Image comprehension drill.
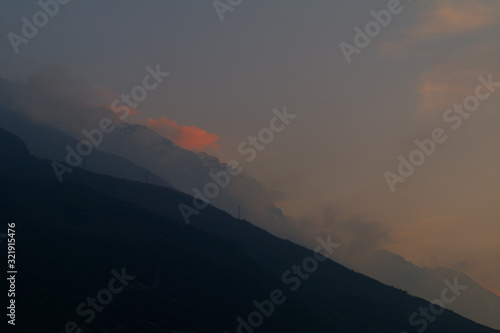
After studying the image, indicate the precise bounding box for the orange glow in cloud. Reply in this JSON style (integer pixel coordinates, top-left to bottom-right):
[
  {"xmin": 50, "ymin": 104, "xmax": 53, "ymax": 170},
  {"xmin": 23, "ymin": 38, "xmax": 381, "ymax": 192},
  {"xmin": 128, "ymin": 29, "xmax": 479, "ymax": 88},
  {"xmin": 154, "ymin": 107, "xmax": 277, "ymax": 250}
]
[{"xmin": 145, "ymin": 117, "xmax": 220, "ymax": 151}]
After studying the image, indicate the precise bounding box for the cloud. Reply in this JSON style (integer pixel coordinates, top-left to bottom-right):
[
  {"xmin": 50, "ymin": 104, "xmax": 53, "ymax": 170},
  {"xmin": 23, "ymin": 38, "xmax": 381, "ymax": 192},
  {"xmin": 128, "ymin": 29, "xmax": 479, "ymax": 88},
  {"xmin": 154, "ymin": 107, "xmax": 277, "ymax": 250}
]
[
  {"xmin": 284, "ymin": 204, "xmax": 394, "ymax": 264},
  {"xmin": 378, "ymin": 0, "xmax": 500, "ymax": 58},
  {"xmin": 145, "ymin": 117, "xmax": 220, "ymax": 151},
  {"xmin": 339, "ymin": 217, "xmax": 393, "ymax": 258},
  {"xmin": 377, "ymin": 39, "xmax": 428, "ymax": 59},
  {"xmin": 410, "ymin": 0, "xmax": 500, "ymax": 39},
  {"xmin": 415, "ymin": 40, "xmax": 497, "ymax": 114},
  {"xmin": 416, "ymin": 63, "xmax": 478, "ymax": 114},
  {"xmin": 2, "ymin": 65, "xmax": 118, "ymax": 136},
  {"xmin": 91, "ymin": 84, "xmax": 140, "ymax": 117},
  {"xmin": 1, "ymin": 65, "xmax": 152, "ymax": 140}
]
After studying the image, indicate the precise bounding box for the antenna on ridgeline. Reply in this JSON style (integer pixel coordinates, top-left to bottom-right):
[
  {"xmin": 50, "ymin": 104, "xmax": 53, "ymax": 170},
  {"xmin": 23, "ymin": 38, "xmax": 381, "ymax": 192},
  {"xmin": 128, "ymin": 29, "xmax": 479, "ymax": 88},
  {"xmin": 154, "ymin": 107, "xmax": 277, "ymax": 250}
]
[{"xmin": 237, "ymin": 205, "xmax": 241, "ymax": 220}]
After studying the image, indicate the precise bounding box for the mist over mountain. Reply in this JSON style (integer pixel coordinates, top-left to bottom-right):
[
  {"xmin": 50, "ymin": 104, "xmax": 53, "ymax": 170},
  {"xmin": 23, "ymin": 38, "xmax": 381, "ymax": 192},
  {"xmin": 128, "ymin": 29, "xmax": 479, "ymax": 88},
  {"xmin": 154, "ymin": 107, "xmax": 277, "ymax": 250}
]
[
  {"xmin": 1, "ymin": 1, "xmax": 498, "ymax": 331},
  {"xmin": 1, "ymin": 70, "xmax": 499, "ymax": 330},
  {"xmin": 0, "ymin": 127, "xmax": 498, "ymax": 332},
  {"xmin": 0, "ymin": 68, "xmax": 393, "ymax": 252}
]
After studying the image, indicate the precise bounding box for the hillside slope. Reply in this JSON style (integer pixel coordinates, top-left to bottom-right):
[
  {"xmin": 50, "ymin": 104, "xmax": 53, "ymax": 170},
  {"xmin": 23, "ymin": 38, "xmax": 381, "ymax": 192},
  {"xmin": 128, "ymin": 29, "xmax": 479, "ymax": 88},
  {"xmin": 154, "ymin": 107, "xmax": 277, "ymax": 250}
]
[{"xmin": 0, "ymin": 127, "xmax": 497, "ymax": 333}]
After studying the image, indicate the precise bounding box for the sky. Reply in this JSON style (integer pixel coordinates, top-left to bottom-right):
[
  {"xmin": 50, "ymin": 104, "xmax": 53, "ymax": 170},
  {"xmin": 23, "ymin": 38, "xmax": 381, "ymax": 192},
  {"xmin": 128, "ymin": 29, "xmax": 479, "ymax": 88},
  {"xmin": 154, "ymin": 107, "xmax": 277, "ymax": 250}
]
[{"xmin": 0, "ymin": 0, "xmax": 499, "ymax": 293}]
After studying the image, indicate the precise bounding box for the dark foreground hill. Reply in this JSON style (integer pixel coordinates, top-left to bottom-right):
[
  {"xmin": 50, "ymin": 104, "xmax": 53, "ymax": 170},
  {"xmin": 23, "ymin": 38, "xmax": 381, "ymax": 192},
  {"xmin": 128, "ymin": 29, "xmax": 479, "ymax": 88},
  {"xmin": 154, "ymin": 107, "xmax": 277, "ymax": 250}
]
[{"xmin": 0, "ymin": 127, "xmax": 498, "ymax": 333}]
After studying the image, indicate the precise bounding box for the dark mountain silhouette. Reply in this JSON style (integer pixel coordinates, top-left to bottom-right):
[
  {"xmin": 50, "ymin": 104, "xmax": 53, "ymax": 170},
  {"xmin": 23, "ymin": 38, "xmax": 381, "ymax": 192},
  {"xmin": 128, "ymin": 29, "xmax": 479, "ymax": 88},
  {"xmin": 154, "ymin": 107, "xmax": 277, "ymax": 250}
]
[
  {"xmin": 0, "ymin": 75, "xmax": 295, "ymax": 242},
  {"xmin": 0, "ymin": 127, "xmax": 498, "ymax": 332},
  {"xmin": 2, "ymin": 96, "xmax": 499, "ymax": 330},
  {"xmin": 0, "ymin": 108, "xmax": 174, "ymax": 189},
  {"xmin": 0, "ymin": 128, "xmax": 334, "ymax": 332}
]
